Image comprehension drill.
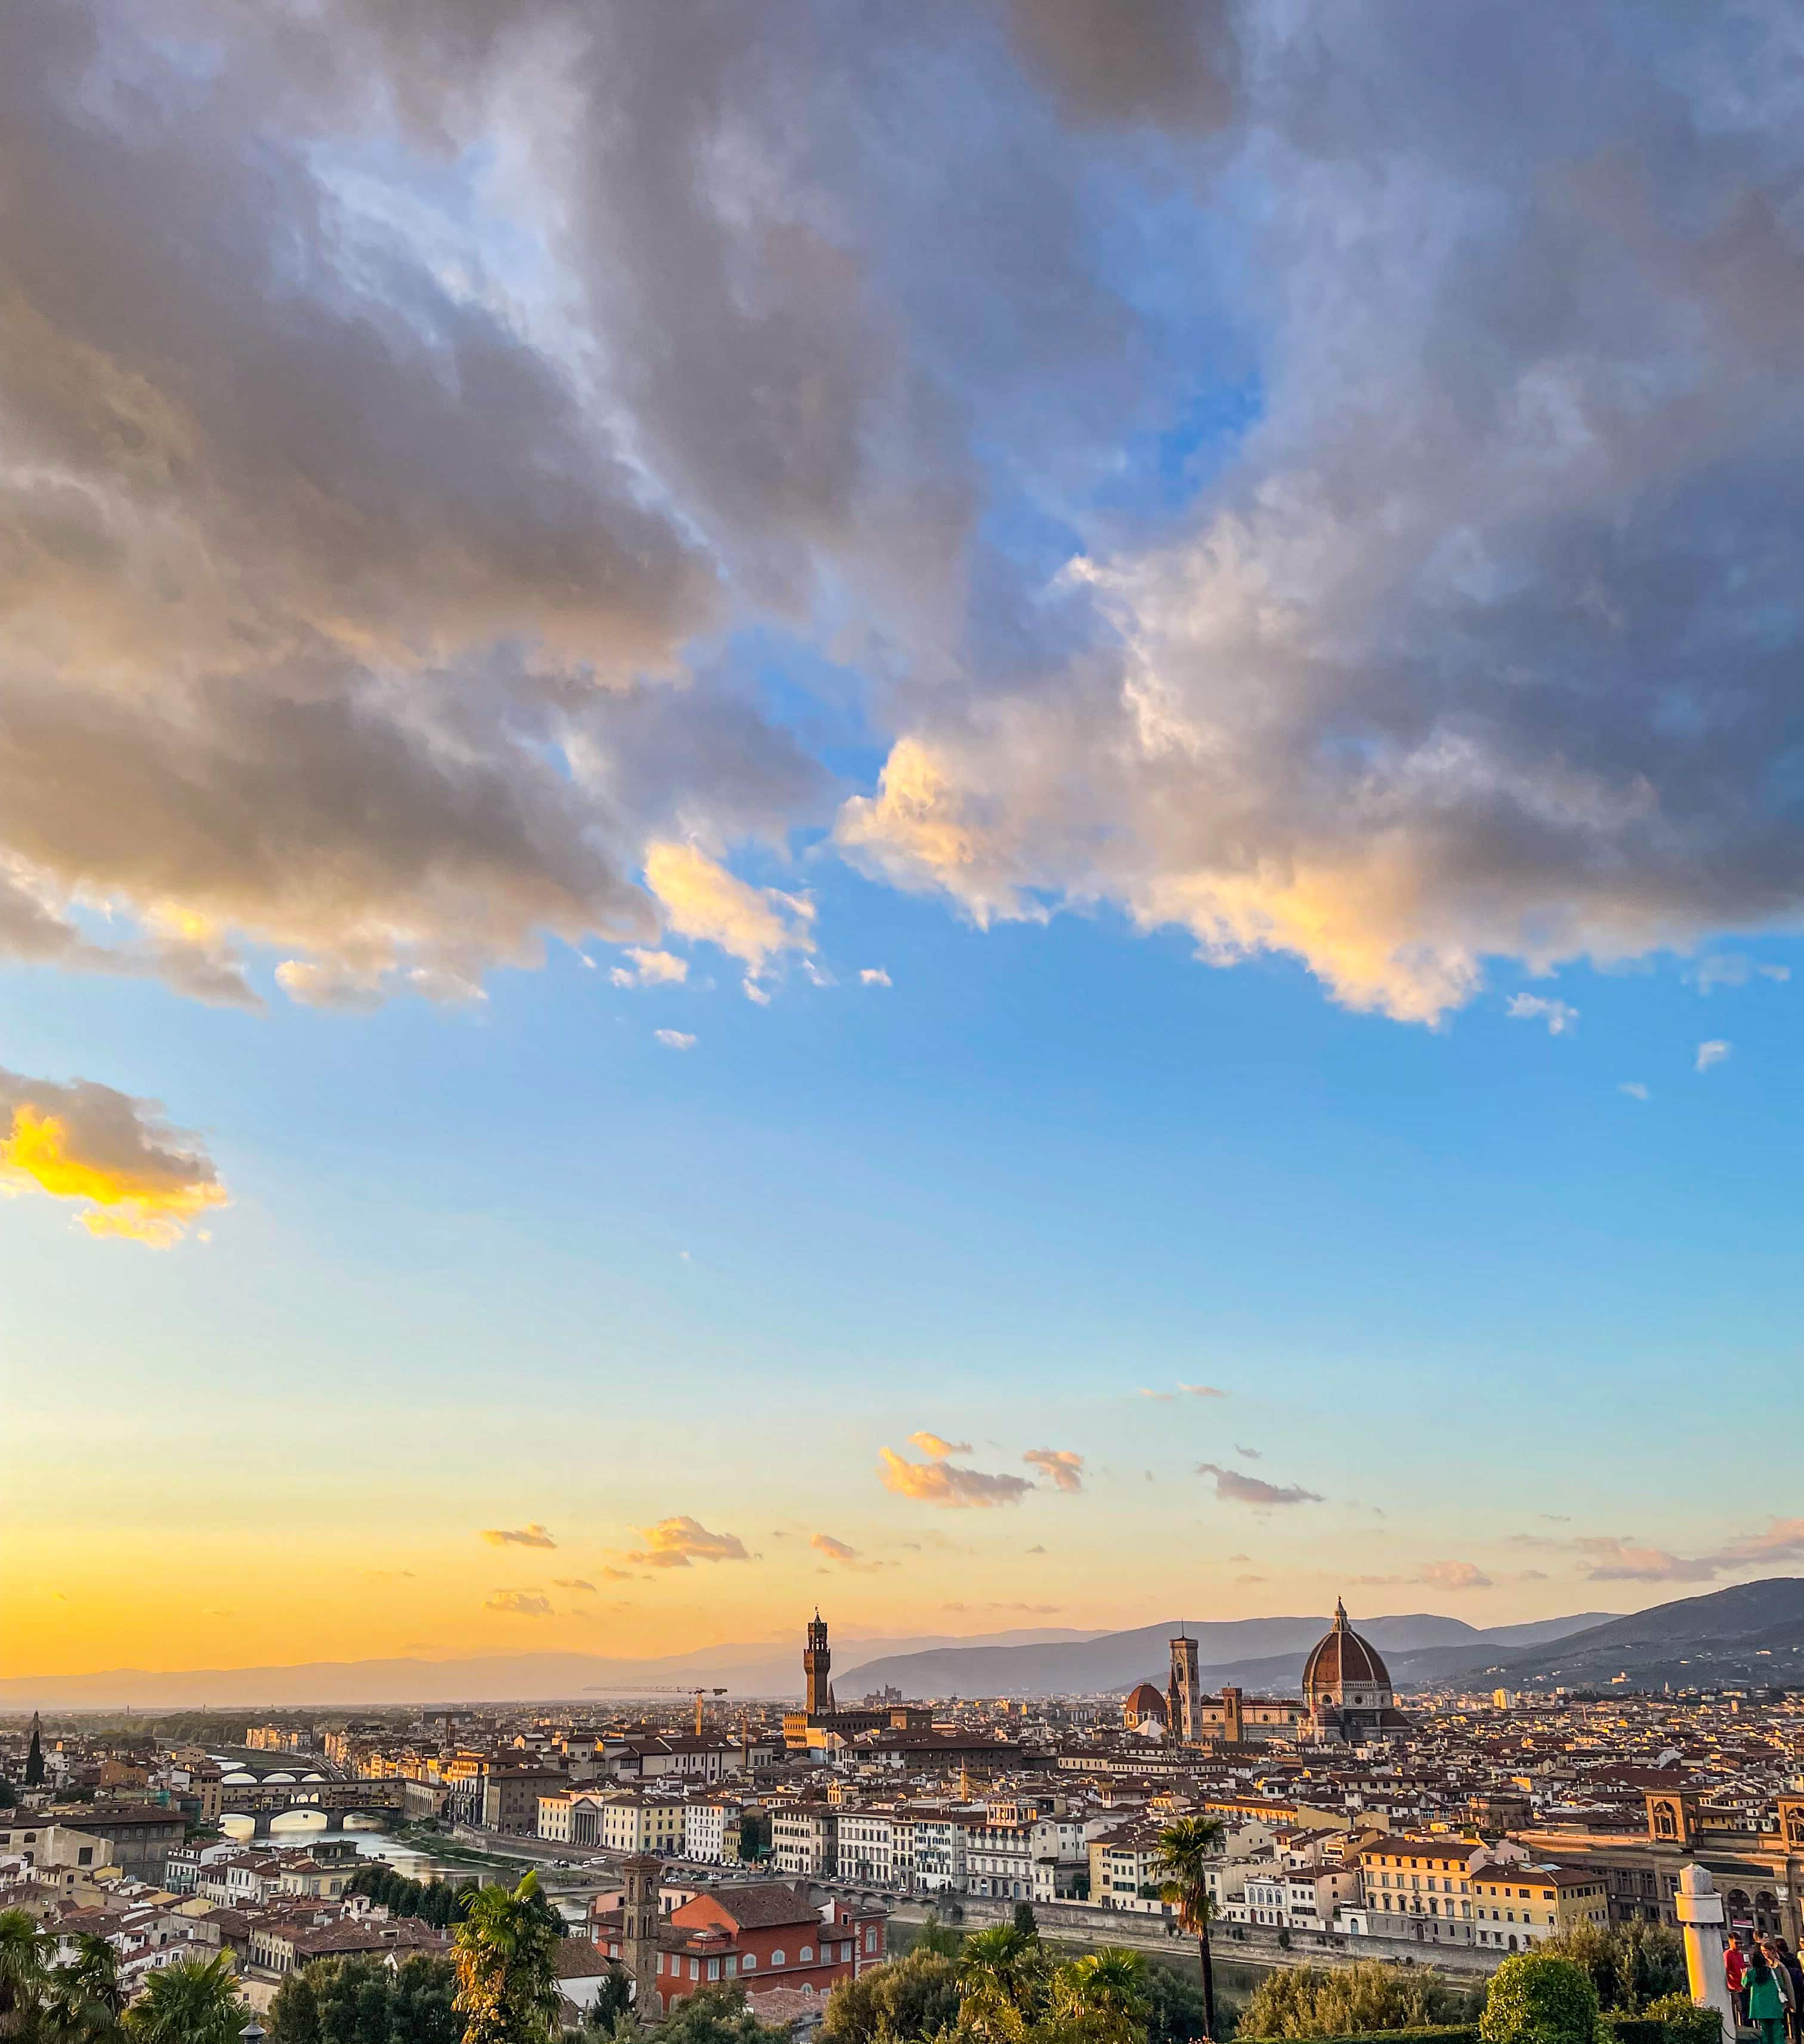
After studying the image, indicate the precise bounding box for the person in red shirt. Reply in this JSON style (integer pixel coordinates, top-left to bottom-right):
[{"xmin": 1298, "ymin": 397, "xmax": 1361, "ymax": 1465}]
[{"xmin": 1728, "ymin": 1934, "xmax": 1750, "ymax": 2028}]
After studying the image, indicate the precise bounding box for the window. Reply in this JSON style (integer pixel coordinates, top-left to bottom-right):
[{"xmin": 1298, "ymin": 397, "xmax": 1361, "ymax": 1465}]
[
  {"xmin": 742, "ymin": 1956, "xmax": 756, "ymax": 1972},
  {"xmin": 772, "ymin": 1952, "xmax": 785, "ymax": 1968},
  {"xmin": 708, "ymin": 1960, "xmax": 720, "ymax": 1981},
  {"xmin": 801, "ymin": 1947, "xmax": 814, "ymax": 1963}
]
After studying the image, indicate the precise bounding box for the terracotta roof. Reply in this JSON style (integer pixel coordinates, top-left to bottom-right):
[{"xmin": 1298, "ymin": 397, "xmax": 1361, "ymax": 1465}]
[
  {"xmin": 681, "ymin": 1884, "xmax": 822, "ymax": 1931},
  {"xmin": 1303, "ymin": 1604, "xmax": 1392, "ymax": 1698}
]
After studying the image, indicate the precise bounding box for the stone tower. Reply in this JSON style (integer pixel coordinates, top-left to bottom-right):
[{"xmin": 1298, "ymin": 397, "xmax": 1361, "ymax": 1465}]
[
  {"xmin": 1167, "ymin": 1630, "xmax": 1201, "ymax": 1743},
  {"xmin": 621, "ymin": 1853, "xmax": 663, "ymax": 2016},
  {"xmin": 804, "ymin": 1610, "xmax": 832, "ymax": 1715}
]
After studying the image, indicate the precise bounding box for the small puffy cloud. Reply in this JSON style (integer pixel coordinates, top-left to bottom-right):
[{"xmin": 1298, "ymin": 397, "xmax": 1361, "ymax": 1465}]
[
  {"xmin": 1179, "ymin": 1383, "xmax": 1227, "ymax": 1399},
  {"xmin": 1026, "ymin": 1544, "xmax": 1047, "ymax": 1554},
  {"xmin": 1507, "ymin": 993, "xmax": 1578, "ymax": 1035},
  {"xmin": 1620, "ymin": 1081, "xmax": 1650, "ymax": 1101},
  {"xmin": 909, "ymin": 1431, "xmax": 972, "ymax": 1459},
  {"xmin": 481, "ymin": 1523, "xmax": 556, "ymax": 1549},
  {"xmin": 554, "ymin": 1578, "xmax": 597, "ymax": 1592},
  {"xmin": 1696, "ymin": 1039, "xmax": 1732, "ymax": 1072},
  {"xmin": 1235, "ymin": 1445, "xmax": 1262, "ymax": 1459},
  {"xmin": 656, "ymin": 1029, "xmax": 696, "ymax": 1049},
  {"xmin": 0, "ymin": 1066, "xmax": 227, "ymax": 1247},
  {"xmin": 598, "ymin": 1566, "xmax": 637, "ymax": 1583},
  {"xmin": 1416, "ymin": 1560, "xmax": 1492, "ymax": 1591},
  {"xmin": 643, "ymin": 842, "xmax": 814, "ymax": 977},
  {"xmin": 811, "ymin": 1532, "xmax": 882, "ymax": 1572},
  {"xmin": 743, "ymin": 977, "xmax": 772, "ymax": 1005},
  {"xmin": 485, "ymin": 1591, "xmax": 553, "ymax": 1617},
  {"xmin": 860, "ymin": 967, "xmax": 892, "ymax": 987},
  {"xmin": 1023, "ymin": 1447, "xmax": 1085, "ymax": 1493},
  {"xmin": 626, "ymin": 1515, "xmax": 750, "ymax": 1568},
  {"xmin": 1197, "ymin": 1462, "xmax": 1323, "ymax": 1507},
  {"xmin": 879, "ymin": 1446, "xmax": 1033, "ymax": 1508},
  {"xmin": 611, "ymin": 947, "xmax": 688, "ymax": 988},
  {"xmin": 1136, "ymin": 1387, "xmax": 1175, "ymax": 1402}
]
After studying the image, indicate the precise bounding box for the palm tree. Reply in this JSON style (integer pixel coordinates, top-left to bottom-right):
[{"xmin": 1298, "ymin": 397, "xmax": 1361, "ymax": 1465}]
[
  {"xmin": 0, "ymin": 1911, "xmax": 48, "ymax": 2042},
  {"xmin": 957, "ymin": 1924, "xmax": 1046, "ymax": 2044},
  {"xmin": 45, "ymin": 1937, "xmax": 125, "ymax": 2044},
  {"xmin": 452, "ymin": 1872, "xmax": 563, "ymax": 2044},
  {"xmin": 1156, "ymin": 1814, "xmax": 1227, "ymax": 2044},
  {"xmin": 121, "ymin": 1955, "xmax": 245, "ymax": 2044},
  {"xmin": 1053, "ymin": 1949, "xmax": 1149, "ymax": 2044}
]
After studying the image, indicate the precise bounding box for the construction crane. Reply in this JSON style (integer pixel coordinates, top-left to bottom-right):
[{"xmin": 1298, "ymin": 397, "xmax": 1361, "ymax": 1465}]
[{"xmin": 592, "ymin": 1683, "xmax": 729, "ymax": 1736}]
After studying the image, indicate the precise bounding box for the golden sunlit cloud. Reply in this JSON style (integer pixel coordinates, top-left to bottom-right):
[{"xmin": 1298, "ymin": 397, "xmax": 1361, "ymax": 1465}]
[
  {"xmin": 643, "ymin": 842, "xmax": 814, "ymax": 984},
  {"xmin": 879, "ymin": 1446, "xmax": 1032, "ymax": 1508},
  {"xmin": 480, "ymin": 1523, "xmax": 557, "ymax": 1548},
  {"xmin": 0, "ymin": 1067, "xmax": 227, "ymax": 1247},
  {"xmin": 611, "ymin": 947, "xmax": 688, "ymax": 988},
  {"xmin": 484, "ymin": 1590, "xmax": 552, "ymax": 1616},
  {"xmin": 908, "ymin": 1431, "xmax": 972, "ymax": 1459},
  {"xmin": 1023, "ymin": 1447, "xmax": 1084, "ymax": 1493},
  {"xmin": 554, "ymin": 1578, "xmax": 597, "ymax": 1592},
  {"xmin": 626, "ymin": 1515, "xmax": 750, "ymax": 1568}
]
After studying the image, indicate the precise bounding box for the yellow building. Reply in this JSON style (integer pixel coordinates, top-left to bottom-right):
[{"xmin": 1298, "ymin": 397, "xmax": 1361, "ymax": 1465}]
[
  {"xmin": 1360, "ymin": 1836, "xmax": 1482, "ymax": 1944},
  {"xmin": 1471, "ymin": 1863, "xmax": 1609, "ymax": 1950}
]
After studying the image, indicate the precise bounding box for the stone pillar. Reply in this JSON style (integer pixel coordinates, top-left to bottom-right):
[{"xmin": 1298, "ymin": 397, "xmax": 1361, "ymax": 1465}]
[{"xmin": 1676, "ymin": 1863, "xmax": 1734, "ymax": 2044}]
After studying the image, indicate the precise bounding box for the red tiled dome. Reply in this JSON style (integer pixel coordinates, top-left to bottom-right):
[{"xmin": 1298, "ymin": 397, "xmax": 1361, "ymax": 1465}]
[
  {"xmin": 1125, "ymin": 1682, "xmax": 1168, "ymax": 1722},
  {"xmin": 1303, "ymin": 1601, "xmax": 1391, "ymax": 1699}
]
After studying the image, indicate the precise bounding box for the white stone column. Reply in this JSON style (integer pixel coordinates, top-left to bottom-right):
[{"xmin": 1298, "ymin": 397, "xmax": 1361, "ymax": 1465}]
[{"xmin": 1676, "ymin": 1863, "xmax": 1735, "ymax": 2043}]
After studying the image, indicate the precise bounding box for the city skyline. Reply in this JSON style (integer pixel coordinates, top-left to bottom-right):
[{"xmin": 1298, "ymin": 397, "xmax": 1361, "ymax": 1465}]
[{"xmin": 9, "ymin": 0, "xmax": 1804, "ymax": 1681}]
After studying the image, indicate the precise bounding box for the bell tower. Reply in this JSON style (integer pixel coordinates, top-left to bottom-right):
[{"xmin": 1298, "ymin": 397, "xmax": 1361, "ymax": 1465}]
[
  {"xmin": 804, "ymin": 1610, "xmax": 832, "ymax": 1716},
  {"xmin": 1169, "ymin": 1629, "xmax": 1201, "ymax": 1743},
  {"xmin": 622, "ymin": 1853, "xmax": 663, "ymax": 2015}
]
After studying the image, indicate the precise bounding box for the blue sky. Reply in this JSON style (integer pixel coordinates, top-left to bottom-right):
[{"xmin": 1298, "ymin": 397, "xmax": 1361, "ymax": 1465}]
[{"xmin": 6, "ymin": 0, "xmax": 1804, "ymax": 1675}]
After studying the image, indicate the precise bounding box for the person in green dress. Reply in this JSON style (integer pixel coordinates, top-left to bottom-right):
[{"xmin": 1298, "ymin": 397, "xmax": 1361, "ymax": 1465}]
[{"xmin": 1748, "ymin": 1948, "xmax": 1787, "ymax": 2044}]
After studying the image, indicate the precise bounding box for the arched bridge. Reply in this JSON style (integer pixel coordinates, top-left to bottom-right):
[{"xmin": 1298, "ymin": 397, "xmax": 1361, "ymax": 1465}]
[{"xmin": 220, "ymin": 1779, "xmax": 407, "ymax": 1836}]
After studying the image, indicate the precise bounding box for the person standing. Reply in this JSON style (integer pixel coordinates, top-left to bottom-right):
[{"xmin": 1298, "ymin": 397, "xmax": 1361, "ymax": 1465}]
[
  {"xmin": 1747, "ymin": 1946, "xmax": 1786, "ymax": 2044},
  {"xmin": 1729, "ymin": 1935, "xmax": 1750, "ymax": 2030},
  {"xmin": 1764, "ymin": 1938, "xmax": 1802, "ymax": 2043}
]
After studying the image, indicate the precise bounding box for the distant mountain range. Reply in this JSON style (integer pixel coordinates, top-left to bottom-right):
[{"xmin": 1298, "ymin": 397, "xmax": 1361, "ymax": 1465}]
[
  {"xmin": 842, "ymin": 1581, "xmax": 1804, "ymax": 1699},
  {"xmin": 0, "ymin": 1627, "xmax": 1101, "ymax": 1711},
  {"xmin": 838, "ymin": 1610, "xmax": 1615, "ymax": 1699}
]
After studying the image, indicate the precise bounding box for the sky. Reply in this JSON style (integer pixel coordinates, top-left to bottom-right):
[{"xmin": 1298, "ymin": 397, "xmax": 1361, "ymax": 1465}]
[{"xmin": 5, "ymin": 0, "xmax": 1804, "ymax": 1684}]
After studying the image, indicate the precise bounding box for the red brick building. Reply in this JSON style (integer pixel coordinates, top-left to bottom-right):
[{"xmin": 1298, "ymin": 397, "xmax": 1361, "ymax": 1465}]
[{"xmin": 594, "ymin": 1881, "xmax": 884, "ymax": 2012}]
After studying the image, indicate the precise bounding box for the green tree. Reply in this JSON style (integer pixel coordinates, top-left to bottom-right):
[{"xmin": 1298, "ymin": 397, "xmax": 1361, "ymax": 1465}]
[
  {"xmin": 572, "ymin": 1967, "xmax": 632, "ymax": 2040},
  {"xmin": 821, "ymin": 1947, "xmax": 962, "ymax": 2044},
  {"xmin": 452, "ymin": 1872, "xmax": 563, "ymax": 2044},
  {"xmin": 0, "ymin": 1912, "xmax": 50, "ymax": 2043},
  {"xmin": 23, "ymin": 1724, "xmax": 44, "ymax": 1793},
  {"xmin": 1480, "ymin": 1953, "xmax": 1598, "ymax": 2044},
  {"xmin": 1542, "ymin": 1923, "xmax": 1687, "ymax": 2015},
  {"xmin": 0, "ymin": 1782, "xmax": 16, "ymax": 1812},
  {"xmin": 736, "ymin": 1814, "xmax": 771, "ymax": 1864},
  {"xmin": 44, "ymin": 1936, "xmax": 125, "ymax": 2044},
  {"xmin": 121, "ymin": 1955, "xmax": 246, "ymax": 2044},
  {"xmin": 1642, "ymin": 1994, "xmax": 1722, "ymax": 2044},
  {"xmin": 1012, "ymin": 1906, "xmax": 1039, "ymax": 1941},
  {"xmin": 653, "ymin": 1987, "xmax": 788, "ymax": 2044},
  {"xmin": 1144, "ymin": 1962, "xmax": 1210, "ymax": 2044},
  {"xmin": 1154, "ymin": 1815, "xmax": 1227, "ymax": 2044}
]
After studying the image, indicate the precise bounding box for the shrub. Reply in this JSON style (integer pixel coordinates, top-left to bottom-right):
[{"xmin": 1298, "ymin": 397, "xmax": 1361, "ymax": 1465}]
[
  {"xmin": 1644, "ymin": 1995, "xmax": 1723, "ymax": 2044},
  {"xmin": 1238, "ymin": 1962, "xmax": 1466, "ymax": 2039},
  {"xmin": 1481, "ymin": 1954, "xmax": 1598, "ymax": 2044}
]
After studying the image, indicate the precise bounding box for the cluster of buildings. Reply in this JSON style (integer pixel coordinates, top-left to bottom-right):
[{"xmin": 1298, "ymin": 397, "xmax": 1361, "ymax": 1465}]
[{"xmin": 13, "ymin": 1597, "xmax": 1804, "ymax": 2013}]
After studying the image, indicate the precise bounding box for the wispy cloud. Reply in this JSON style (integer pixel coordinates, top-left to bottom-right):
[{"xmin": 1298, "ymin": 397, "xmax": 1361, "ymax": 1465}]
[
  {"xmin": 655, "ymin": 1028, "xmax": 696, "ymax": 1049},
  {"xmin": 1619, "ymin": 1081, "xmax": 1649, "ymax": 1101},
  {"xmin": 1417, "ymin": 1560, "xmax": 1492, "ymax": 1590},
  {"xmin": 1234, "ymin": 1444, "xmax": 1262, "ymax": 1459},
  {"xmin": 1507, "ymin": 993, "xmax": 1578, "ymax": 1035},
  {"xmin": 860, "ymin": 967, "xmax": 892, "ymax": 986},
  {"xmin": 879, "ymin": 1446, "xmax": 1033, "ymax": 1508},
  {"xmin": 481, "ymin": 1523, "xmax": 556, "ymax": 1549},
  {"xmin": 485, "ymin": 1590, "xmax": 553, "ymax": 1616},
  {"xmin": 1696, "ymin": 1039, "xmax": 1731, "ymax": 1072},
  {"xmin": 644, "ymin": 841, "xmax": 814, "ymax": 985},
  {"xmin": 1690, "ymin": 954, "xmax": 1791, "ymax": 994},
  {"xmin": 1023, "ymin": 1447, "xmax": 1084, "ymax": 1493},
  {"xmin": 1197, "ymin": 1462, "xmax": 1322, "ymax": 1507},
  {"xmin": 553, "ymin": 1578, "xmax": 596, "ymax": 1592},
  {"xmin": 625, "ymin": 1515, "xmax": 750, "ymax": 1567},
  {"xmin": 1179, "ymin": 1383, "xmax": 1227, "ymax": 1399},
  {"xmin": 1574, "ymin": 1519, "xmax": 1804, "ymax": 1582}
]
